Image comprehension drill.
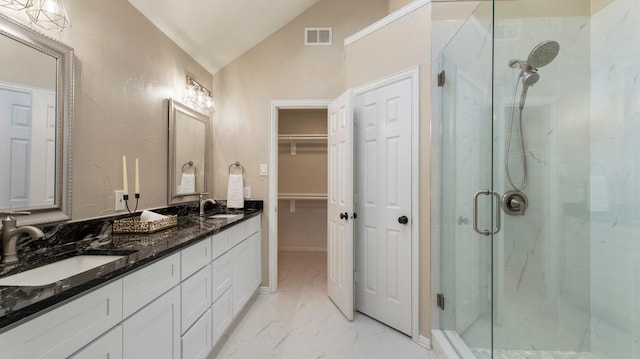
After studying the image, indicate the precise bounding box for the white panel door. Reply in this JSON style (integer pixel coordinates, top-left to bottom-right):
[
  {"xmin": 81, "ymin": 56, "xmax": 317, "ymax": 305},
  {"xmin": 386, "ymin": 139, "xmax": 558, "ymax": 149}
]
[
  {"xmin": 354, "ymin": 77, "xmax": 413, "ymax": 335},
  {"xmin": 327, "ymin": 90, "xmax": 355, "ymax": 321},
  {"xmin": 30, "ymin": 89, "xmax": 55, "ymax": 205},
  {"xmin": 0, "ymin": 87, "xmax": 32, "ymax": 209}
]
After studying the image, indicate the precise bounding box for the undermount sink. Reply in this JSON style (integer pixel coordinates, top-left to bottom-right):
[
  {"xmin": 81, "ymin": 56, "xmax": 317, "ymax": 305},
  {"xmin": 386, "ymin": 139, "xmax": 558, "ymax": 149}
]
[
  {"xmin": 209, "ymin": 214, "xmax": 242, "ymax": 219},
  {"xmin": 0, "ymin": 255, "xmax": 124, "ymax": 287}
]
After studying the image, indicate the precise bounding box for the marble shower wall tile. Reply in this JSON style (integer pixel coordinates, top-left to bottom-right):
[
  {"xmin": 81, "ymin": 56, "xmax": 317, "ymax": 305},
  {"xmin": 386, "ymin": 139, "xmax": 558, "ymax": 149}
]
[{"xmin": 591, "ymin": 0, "xmax": 640, "ymax": 358}]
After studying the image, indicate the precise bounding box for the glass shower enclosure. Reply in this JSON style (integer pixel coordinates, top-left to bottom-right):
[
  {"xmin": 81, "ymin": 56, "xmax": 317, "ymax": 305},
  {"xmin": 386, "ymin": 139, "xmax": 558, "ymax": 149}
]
[{"xmin": 437, "ymin": 0, "xmax": 640, "ymax": 358}]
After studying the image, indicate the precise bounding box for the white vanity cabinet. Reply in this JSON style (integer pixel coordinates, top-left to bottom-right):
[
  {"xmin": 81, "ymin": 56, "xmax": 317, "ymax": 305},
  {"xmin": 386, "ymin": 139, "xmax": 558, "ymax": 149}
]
[
  {"xmin": 0, "ymin": 279, "xmax": 123, "ymax": 359},
  {"xmin": 70, "ymin": 325, "xmax": 123, "ymax": 359},
  {"xmin": 181, "ymin": 308, "xmax": 213, "ymax": 359},
  {"xmin": 0, "ymin": 214, "xmax": 262, "ymax": 359},
  {"xmin": 122, "ymin": 253, "xmax": 181, "ymax": 318},
  {"xmin": 123, "ymin": 285, "xmax": 181, "ymax": 359},
  {"xmin": 232, "ymin": 231, "xmax": 261, "ymax": 316}
]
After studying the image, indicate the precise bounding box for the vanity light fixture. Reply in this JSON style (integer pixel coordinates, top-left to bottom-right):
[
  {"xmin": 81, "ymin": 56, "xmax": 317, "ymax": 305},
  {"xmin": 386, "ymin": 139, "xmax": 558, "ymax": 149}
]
[
  {"xmin": 26, "ymin": 0, "xmax": 70, "ymax": 31},
  {"xmin": 0, "ymin": 0, "xmax": 33, "ymax": 10},
  {"xmin": 183, "ymin": 76, "xmax": 215, "ymax": 115}
]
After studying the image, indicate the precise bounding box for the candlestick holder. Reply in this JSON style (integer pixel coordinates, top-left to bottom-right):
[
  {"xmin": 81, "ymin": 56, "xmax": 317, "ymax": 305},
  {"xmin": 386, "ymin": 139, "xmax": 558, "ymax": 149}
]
[{"xmin": 124, "ymin": 193, "xmax": 140, "ymax": 214}]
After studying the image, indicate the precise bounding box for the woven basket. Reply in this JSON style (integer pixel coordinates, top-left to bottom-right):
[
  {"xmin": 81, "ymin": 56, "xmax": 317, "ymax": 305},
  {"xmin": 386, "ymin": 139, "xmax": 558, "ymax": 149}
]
[{"xmin": 113, "ymin": 215, "xmax": 177, "ymax": 234}]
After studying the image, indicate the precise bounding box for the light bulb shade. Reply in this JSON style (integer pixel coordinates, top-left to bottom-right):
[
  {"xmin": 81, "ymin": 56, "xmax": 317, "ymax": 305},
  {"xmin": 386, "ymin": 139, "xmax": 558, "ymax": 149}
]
[
  {"xmin": 182, "ymin": 77, "xmax": 214, "ymax": 114},
  {"xmin": 0, "ymin": 0, "xmax": 33, "ymax": 10},
  {"xmin": 26, "ymin": 0, "xmax": 70, "ymax": 31}
]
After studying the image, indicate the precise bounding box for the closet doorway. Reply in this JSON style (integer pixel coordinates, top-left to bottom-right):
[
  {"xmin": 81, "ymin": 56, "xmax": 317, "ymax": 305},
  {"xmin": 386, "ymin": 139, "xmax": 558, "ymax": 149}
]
[
  {"xmin": 278, "ymin": 108, "xmax": 328, "ymax": 252},
  {"xmin": 268, "ymin": 100, "xmax": 331, "ymax": 293}
]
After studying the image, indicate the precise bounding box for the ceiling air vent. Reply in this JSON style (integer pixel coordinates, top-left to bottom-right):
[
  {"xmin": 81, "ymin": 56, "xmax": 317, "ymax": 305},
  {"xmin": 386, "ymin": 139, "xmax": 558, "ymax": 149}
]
[{"xmin": 305, "ymin": 27, "xmax": 332, "ymax": 46}]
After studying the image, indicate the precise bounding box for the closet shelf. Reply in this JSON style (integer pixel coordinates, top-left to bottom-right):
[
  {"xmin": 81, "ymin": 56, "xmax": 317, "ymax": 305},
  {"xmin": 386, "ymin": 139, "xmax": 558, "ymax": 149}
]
[
  {"xmin": 278, "ymin": 193, "xmax": 328, "ymax": 200},
  {"xmin": 278, "ymin": 134, "xmax": 327, "ymax": 144},
  {"xmin": 279, "ymin": 134, "xmax": 327, "ymax": 155}
]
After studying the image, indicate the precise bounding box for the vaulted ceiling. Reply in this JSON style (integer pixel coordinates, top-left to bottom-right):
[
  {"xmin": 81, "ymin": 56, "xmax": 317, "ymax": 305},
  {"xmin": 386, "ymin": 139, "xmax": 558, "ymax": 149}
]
[{"xmin": 128, "ymin": 0, "xmax": 323, "ymax": 75}]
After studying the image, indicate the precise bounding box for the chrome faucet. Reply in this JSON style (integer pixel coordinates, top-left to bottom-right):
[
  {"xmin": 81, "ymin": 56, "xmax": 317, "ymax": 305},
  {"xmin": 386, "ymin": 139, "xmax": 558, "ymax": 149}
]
[
  {"xmin": 199, "ymin": 193, "xmax": 216, "ymax": 217},
  {"xmin": 1, "ymin": 211, "xmax": 45, "ymax": 265}
]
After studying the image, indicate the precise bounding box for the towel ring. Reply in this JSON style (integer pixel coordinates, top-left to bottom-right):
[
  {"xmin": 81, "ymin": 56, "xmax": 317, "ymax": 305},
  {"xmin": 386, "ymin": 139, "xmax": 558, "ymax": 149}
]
[
  {"xmin": 182, "ymin": 161, "xmax": 197, "ymax": 176},
  {"xmin": 228, "ymin": 161, "xmax": 245, "ymax": 175}
]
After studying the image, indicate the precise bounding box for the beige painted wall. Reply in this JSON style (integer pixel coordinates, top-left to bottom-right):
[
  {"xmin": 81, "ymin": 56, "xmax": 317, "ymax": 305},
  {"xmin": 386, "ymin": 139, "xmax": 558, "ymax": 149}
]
[
  {"xmin": 1, "ymin": 0, "xmax": 211, "ymax": 220},
  {"xmin": 0, "ymin": 33, "xmax": 56, "ymax": 90},
  {"xmin": 389, "ymin": 0, "xmax": 414, "ymax": 13},
  {"xmin": 345, "ymin": 3, "xmax": 432, "ymax": 338},
  {"xmin": 210, "ymin": 0, "xmax": 388, "ymax": 288}
]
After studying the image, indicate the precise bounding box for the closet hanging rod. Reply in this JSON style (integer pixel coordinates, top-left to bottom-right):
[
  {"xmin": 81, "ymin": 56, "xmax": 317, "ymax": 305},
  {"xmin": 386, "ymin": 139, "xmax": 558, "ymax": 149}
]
[{"xmin": 278, "ymin": 193, "xmax": 328, "ymax": 200}]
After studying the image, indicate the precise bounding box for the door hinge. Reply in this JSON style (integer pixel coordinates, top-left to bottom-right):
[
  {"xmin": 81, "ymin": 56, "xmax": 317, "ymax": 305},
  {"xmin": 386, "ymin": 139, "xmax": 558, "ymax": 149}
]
[
  {"xmin": 437, "ymin": 71, "xmax": 445, "ymax": 86},
  {"xmin": 437, "ymin": 293, "xmax": 445, "ymax": 310}
]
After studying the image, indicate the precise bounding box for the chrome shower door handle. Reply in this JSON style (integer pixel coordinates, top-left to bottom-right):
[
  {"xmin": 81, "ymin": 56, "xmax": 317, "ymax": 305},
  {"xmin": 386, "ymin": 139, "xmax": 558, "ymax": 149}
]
[
  {"xmin": 473, "ymin": 190, "xmax": 491, "ymax": 236},
  {"xmin": 472, "ymin": 189, "xmax": 501, "ymax": 236}
]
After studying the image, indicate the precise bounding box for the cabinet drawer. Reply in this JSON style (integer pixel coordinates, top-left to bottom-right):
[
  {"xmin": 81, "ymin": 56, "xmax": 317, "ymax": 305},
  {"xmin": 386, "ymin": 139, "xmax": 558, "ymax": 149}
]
[
  {"xmin": 70, "ymin": 325, "xmax": 123, "ymax": 359},
  {"xmin": 211, "ymin": 251, "xmax": 232, "ymax": 303},
  {"xmin": 211, "ymin": 288, "xmax": 233, "ymax": 348},
  {"xmin": 211, "ymin": 231, "xmax": 231, "ymax": 260},
  {"xmin": 123, "ymin": 253, "xmax": 180, "ymax": 318},
  {"xmin": 0, "ymin": 279, "xmax": 123, "ymax": 359},
  {"xmin": 181, "ymin": 237, "xmax": 211, "ymax": 280},
  {"xmin": 181, "ymin": 308, "xmax": 213, "ymax": 359},
  {"xmin": 181, "ymin": 264, "xmax": 212, "ymax": 334},
  {"xmin": 123, "ymin": 285, "xmax": 180, "ymax": 359},
  {"xmin": 230, "ymin": 216, "xmax": 260, "ymax": 247}
]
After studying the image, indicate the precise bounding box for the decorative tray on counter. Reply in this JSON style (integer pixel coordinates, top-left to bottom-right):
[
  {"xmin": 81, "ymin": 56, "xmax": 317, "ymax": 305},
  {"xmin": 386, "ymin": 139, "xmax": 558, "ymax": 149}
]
[{"xmin": 113, "ymin": 215, "xmax": 178, "ymax": 234}]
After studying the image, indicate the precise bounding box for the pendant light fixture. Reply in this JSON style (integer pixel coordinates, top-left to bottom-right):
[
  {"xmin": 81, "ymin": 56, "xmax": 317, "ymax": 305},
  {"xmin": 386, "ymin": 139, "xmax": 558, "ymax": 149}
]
[
  {"xmin": 25, "ymin": 0, "xmax": 70, "ymax": 31},
  {"xmin": 0, "ymin": 0, "xmax": 33, "ymax": 10}
]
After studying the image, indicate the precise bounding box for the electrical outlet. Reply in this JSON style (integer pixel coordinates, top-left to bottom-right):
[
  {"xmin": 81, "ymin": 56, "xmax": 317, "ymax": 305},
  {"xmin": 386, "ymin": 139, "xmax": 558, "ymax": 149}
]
[
  {"xmin": 115, "ymin": 190, "xmax": 125, "ymax": 211},
  {"xmin": 244, "ymin": 186, "xmax": 251, "ymax": 198}
]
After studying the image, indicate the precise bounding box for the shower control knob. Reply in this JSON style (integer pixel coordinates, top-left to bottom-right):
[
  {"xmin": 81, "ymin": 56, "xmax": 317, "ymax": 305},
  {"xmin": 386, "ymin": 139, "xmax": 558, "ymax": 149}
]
[
  {"xmin": 398, "ymin": 216, "xmax": 409, "ymax": 225},
  {"xmin": 502, "ymin": 190, "xmax": 528, "ymax": 216}
]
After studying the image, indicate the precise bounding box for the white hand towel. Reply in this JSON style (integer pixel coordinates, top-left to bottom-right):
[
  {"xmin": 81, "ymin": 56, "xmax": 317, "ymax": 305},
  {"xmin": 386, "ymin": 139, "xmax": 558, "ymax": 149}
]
[
  {"xmin": 179, "ymin": 173, "xmax": 196, "ymax": 193},
  {"xmin": 140, "ymin": 210, "xmax": 167, "ymax": 222},
  {"xmin": 227, "ymin": 174, "xmax": 244, "ymax": 209}
]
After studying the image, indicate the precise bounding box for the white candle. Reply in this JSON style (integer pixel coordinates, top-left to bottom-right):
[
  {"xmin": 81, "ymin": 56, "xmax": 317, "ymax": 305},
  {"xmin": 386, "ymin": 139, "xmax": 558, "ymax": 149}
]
[
  {"xmin": 135, "ymin": 158, "xmax": 140, "ymax": 195},
  {"xmin": 122, "ymin": 156, "xmax": 128, "ymax": 196}
]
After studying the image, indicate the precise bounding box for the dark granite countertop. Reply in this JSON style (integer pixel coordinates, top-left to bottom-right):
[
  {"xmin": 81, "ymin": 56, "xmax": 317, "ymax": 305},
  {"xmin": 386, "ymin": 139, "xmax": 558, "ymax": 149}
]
[{"xmin": 0, "ymin": 204, "xmax": 262, "ymax": 332}]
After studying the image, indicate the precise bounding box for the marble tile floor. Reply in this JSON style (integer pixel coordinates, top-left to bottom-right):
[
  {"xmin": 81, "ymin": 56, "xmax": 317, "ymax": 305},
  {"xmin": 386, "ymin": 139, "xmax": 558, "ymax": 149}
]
[{"xmin": 210, "ymin": 251, "xmax": 435, "ymax": 359}]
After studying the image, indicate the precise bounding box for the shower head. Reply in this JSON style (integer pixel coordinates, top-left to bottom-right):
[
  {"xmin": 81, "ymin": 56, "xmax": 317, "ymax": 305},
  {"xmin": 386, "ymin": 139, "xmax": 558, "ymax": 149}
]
[
  {"xmin": 522, "ymin": 70, "xmax": 539, "ymax": 87},
  {"xmin": 526, "ymin": 40, "xmax": 560, "ymax": 69},
  {"xmin": 509, "ymin": 40, "xmax": 560, "ymax": 110}
]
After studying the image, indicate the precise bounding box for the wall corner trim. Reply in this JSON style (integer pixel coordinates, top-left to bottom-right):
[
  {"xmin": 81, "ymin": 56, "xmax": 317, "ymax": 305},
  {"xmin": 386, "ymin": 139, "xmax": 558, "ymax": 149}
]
[{"xmin": 344, "ymin": 0, "xmax": 431, "ymax": 46}]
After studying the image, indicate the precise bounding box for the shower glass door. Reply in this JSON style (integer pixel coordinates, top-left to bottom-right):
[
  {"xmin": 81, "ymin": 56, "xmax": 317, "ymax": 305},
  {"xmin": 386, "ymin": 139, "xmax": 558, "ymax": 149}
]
[
  {"xmin": 439, "ymin": 1, "xmax": 494, "ymax": 356},
  {"xmin": 441, "ymin": 0, "xmax": 640, "ymax": 358},
  {"xmin": 492, "ymin": 1, "xmax": 592, "ymax": 357}
]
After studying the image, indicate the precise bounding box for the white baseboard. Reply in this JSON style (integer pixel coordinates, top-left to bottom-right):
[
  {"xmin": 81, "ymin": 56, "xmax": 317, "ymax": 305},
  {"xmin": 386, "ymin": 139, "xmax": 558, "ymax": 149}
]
[
  {"xmin": 419, "ymin": 335, "xmax": 432, "ymax": 349},
  {"xmin": 279, "ymin": 247, "xmax": 327, "ymax": 253},
  {"xmin": 258, "ymin": 286, "xmax": 272, "ymax": 294},
  {"xmin": 432, "ymin": 330, "xmax": 456, "ymax": 359}
]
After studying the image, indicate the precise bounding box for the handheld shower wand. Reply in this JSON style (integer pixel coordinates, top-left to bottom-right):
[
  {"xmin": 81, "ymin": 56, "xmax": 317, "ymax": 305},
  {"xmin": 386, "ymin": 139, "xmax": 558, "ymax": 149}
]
[{"xmin": 505, "ymin": 40, "xmax": 560, "ymax": 192}]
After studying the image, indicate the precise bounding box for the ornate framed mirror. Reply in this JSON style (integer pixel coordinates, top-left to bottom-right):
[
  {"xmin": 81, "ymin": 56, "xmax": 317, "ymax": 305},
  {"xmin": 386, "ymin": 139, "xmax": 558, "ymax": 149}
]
[
  {"xmin": 168, "ymin": 98, "xmax": 209, "ymax": 205},
  {"xmin": 0, "ymin": 13, "xmax": 74, "ymax": 225}
]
